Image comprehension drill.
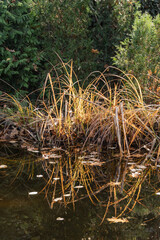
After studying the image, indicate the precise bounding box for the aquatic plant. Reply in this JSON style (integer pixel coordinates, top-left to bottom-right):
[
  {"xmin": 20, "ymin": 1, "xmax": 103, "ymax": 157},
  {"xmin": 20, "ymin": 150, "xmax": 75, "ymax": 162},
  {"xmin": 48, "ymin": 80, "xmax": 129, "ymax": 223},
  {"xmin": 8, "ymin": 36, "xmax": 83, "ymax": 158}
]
[{"xmin": 0, "ymin": 59, "xmax": 160, "ymax": 158}]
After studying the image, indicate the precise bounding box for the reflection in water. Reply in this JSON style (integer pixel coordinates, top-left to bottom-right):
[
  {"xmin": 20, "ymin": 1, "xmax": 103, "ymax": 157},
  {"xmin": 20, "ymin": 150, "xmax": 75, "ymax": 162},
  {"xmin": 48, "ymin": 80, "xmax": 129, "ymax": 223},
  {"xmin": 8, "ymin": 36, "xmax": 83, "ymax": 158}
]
[{"xmin": 0, "ymin": 144, "xmax": 160, "ymax": 240}]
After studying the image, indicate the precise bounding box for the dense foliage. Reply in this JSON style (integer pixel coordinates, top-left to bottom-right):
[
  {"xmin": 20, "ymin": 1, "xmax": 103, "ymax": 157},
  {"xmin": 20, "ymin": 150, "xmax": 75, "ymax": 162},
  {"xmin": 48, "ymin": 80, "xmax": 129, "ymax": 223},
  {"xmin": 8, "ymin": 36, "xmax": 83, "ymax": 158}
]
[
  {"xmin": 33, "ymin": 0, "xmax": 96, "ymax": 79},
  {"xmin": 89, "ymin": 0, "xmax": 140, "ymax": 70},
  {"xmin": 0, "ymin": 0, "xmax": 159, "ymax": 95},
  {"xmin": 0, "ymin": 0, "xmax": 43, "ymax": 95},
  {"xmin": 113, "ymin": 13, "xmax": 160, "ymax": 89},
  {"xmin": 140, "ymin": 0, "xmax": 160, "ymax": 16}
]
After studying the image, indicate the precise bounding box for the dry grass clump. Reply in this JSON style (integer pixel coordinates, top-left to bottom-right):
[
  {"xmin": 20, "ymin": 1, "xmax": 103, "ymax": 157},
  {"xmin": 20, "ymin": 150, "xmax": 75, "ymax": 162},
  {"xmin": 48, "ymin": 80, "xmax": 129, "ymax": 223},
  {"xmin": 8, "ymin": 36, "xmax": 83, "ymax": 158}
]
[{"xmin": 0, "ymin": 60, "xmax": 160, "ymax": 154}]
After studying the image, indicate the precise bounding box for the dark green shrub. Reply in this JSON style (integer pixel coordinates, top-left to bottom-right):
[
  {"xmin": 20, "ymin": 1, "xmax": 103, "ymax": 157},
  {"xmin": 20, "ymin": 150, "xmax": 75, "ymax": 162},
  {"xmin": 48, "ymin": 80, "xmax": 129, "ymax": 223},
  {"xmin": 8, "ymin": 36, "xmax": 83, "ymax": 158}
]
[
  {"xmin": 33, "ymin": 0, "xmax": 97, "ymax": 80},
  {"xmin": 89, "ymin": 0, "xmax": 140, "ymax": 70},
  {"xmin": 140, "ymin": 0, "xmax": 160, "ymax": 16},
  {"xmin": 113, "ymin": 13, "xmax": 160, "ymax": 88},
  {"xmin": 33, "ymin": 0, "xmax": 141, "ymax": 81},
  {"xmin": 0, "ymin": 0, "xmax": 43, "ymax": 96}
]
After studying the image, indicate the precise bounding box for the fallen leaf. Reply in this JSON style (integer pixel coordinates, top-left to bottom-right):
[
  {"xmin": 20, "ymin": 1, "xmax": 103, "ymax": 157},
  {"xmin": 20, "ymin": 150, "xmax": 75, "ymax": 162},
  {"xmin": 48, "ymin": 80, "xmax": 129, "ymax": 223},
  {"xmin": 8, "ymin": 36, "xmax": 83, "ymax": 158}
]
[
  {"xmin": 64, "ymin": 194, "xmax": 71, "ymax": 197},
  {"xmin": 107, "ymin": 217, "xmax": 129, "ymax": 223},
  {"xmin": 53, "ymin": 177, "xmax": 60, "ymax": 181},
  {"xmin": 53, "ymin": 197, "xmax": 62, "ymax": 202},
  {"xmin": 28, "ymin": 191, "xmax": 38, "ymax": 195},
  {"xmin": 36, "ymin": 175, "xmax": 43, "ymax": 178},
  {"xmin": 56, "ymin": 217, "xmax": 64, "ymax": 221},
  {"xmin": 129, "ymin": 172, "xmax": 141, "ymax": 178},
  {"xmin": 74, "ymin": 186, "xmax": 84, "ymax": 189},
  {"xmin": 0, "ymin": 165, "xmax": 7, "ymax": 169},
  {"xmin": 155, "ymin": 192, "xmax": 160, "ymax": 195}
]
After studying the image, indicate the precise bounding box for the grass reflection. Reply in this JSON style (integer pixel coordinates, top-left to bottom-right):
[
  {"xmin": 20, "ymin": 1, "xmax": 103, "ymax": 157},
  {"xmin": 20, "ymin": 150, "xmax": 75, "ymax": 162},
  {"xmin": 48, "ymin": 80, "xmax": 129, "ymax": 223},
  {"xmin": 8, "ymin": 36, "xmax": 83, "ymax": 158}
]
[{"xmin": 0, "ymin": 145, "xmax": 160, "ymax": 223}]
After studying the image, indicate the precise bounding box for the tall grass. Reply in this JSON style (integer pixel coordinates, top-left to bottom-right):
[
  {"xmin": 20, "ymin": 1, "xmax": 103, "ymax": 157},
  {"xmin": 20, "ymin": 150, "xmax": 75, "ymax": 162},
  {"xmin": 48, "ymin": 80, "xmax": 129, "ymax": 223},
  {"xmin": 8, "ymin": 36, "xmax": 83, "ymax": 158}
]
[{"xmin": 0, "ymin": 60, "xmax": 160, "ymax": 155}]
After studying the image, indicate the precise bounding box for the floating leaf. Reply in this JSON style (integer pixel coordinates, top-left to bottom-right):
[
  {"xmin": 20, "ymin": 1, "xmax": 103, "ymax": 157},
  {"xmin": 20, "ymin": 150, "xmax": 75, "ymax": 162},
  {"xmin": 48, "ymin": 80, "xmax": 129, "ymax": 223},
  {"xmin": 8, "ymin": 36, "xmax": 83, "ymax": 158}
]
[
  {"xmin": 28, "ymin": 191, "xmax": 38, "ymax": 195},
  {"xmin": 64, "ymin": 193, "xmax": 71, "ymax": 197},
  {"xmin": 53, "ymin": 197, "xmax": 62, "ymax": 202},
  {"xmin": 56, "ymin": 217, "xmax": 64, "ymax": 221},
  {"xmin": 42, "ymin": 153, "xmax": 62, "ymax": 159},
  {"xmin": 0, "ymin": 165, "xmax": 7, "ymax": 169},
  {"xmin": 53, "ymin": 177, "xmax": 60, "ymax": 181},
  {"xmin": 81, "ymin": 160, "xmax": 104, "ymax": 166},
  {"xmin": 9, "ymin": 140, "xmax": 17, "ymax": 144},
  {"xmin": 155, "ymin": 192, "xmax": 160, "ymax": 195},
  {"xmin": 36, "ymin": 175, "xmax": 43, "ymax": 178},
  {"xmin": 129, "ymin": 172, "xmax": 141, "ymax": 178},
  {"xmin": 74, "ymin": 186, "xmax": 84, "ymax": 189},
  {"xmin": 107, "ymin": 217, "xmax": 129, "ymax": 223}
]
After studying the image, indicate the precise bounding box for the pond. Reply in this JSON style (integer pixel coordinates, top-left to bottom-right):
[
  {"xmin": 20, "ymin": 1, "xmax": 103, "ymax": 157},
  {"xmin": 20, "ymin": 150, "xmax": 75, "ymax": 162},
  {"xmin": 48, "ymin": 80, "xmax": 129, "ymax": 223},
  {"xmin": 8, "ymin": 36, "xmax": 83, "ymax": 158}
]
[{"xmin": 0, "ymin": 144, "xmax": 160, "ymax": 240}]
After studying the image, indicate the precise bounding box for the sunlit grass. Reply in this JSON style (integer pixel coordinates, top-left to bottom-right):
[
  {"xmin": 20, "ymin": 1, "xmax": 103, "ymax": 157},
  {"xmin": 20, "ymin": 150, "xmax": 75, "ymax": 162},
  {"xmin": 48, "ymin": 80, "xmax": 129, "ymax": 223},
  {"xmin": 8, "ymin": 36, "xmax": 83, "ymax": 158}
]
[{"xmin": 0, "ymin": 59, "xmax": 160, "ymax": 155}]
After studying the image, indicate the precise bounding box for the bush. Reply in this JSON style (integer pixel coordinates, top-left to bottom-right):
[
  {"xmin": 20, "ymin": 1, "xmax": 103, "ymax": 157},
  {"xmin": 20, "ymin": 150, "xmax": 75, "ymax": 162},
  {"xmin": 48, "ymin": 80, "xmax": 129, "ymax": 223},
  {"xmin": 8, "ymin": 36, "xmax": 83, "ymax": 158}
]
[
  {"xmin": 0, "ymin": 0, "xmax": 43, "ymax": 96},
  {"xmin": 33, "ymin": 0, "xmax": 97, "ymax": 80},
  {"xmin": 33, "ymin": 0, "xmax": 141, "ymax": 80},
  {"xmin": 140, "ymin": 0, "xmax": 160, "ymax": 17},
  {"xmin": 113, "ymin": 13, "xmax": 160, "ymax": 88},
  {"xmin": 89, "ymin": 0, "xmax": 140, "ymax": 70}
]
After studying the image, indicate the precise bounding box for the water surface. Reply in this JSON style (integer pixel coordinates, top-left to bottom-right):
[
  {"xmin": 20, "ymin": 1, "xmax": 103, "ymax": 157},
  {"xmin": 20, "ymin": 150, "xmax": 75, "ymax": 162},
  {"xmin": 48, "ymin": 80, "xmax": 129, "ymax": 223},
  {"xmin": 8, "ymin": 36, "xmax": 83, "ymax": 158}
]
[{"xmin": 0, "ymin": 144, "xmax": 159, "ymax": 240}]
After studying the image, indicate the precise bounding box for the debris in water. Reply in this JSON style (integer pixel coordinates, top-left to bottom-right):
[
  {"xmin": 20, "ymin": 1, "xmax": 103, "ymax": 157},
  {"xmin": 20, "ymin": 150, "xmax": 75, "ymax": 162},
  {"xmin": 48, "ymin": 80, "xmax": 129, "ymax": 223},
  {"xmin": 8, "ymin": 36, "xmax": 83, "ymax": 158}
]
[
  {"xmin": 129, "ymin": 172, "xmax": 141, "ymax": 178},
  {"xmin": 64, "ymin": 193, "xmax": 71, "ymax": 197},
  {"xmin": 107, "ymin": 217, "xmax": 129, "ymax": 223},
  {"xmin": 74, "ymin": 186, "xmax": 84, "ymax": 189},
  {"xmin": 9, "ymin": 140, "xmax": 17, "ymax": 144},
  {"xmin": 53, "ymin": 177, "xmax": 60, "ymax": 181},
  {"xmin": 155, "ymin": 192, "xmax": 160, "ymax": 195},
  {"xmin": 28, "ymin": 191, "xmax": 38, "ymax": 195},
  {"xmin": 81, "ymin": 160, "xmax": 104, "ymax": 166},
  {"xmin": 0, "ymin": 165, "xmax": 7, "ymax": 169},
  {"xmin": 36, "ymin": 174, "xmax": 43, "ymax": 178},
  {"xmin": 42, "ymin": 153, "xmax": 62, "ymax": 159},
  {"xmin": 56, "ymin": 217, "xmax": 64, "ymax": 221},
  {"xmin": 141, "ymin": 223, "xmax": 147, "ymax": 226},
  {"xmin": 53, "ymin": 197, "xmax": 63, "ymax": 202}
]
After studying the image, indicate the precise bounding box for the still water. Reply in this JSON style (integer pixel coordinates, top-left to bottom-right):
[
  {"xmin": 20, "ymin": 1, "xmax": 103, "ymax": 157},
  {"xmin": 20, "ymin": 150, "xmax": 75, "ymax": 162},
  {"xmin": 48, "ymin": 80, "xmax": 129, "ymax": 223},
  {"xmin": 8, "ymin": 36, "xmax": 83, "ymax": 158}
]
[{"xmin": 0, "ymin": 144, "xmax": 160, "ymax": 240}]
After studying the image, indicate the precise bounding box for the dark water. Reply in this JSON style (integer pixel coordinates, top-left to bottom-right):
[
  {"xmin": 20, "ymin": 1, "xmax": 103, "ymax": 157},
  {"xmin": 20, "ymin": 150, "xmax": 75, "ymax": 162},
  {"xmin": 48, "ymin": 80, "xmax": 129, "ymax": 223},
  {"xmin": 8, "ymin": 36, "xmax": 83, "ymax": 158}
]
[{"xmin": 0, "ymin": 144, "xmax": 160, "ymax": 240}]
